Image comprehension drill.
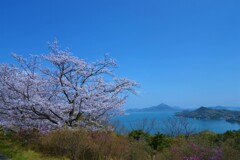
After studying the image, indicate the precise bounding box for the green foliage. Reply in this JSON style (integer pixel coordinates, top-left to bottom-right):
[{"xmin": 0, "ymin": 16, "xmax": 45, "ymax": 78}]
[
  {"xmin": 128, "ymin": 130, "xmax": 150, "ymax": 141},
  {"xmin": 149, "ymin": 132, "xmax": 171, "ymax": 151},
  {"xmin": 215, "ymin": 130, "xmax": 240, "ymax": 150}
]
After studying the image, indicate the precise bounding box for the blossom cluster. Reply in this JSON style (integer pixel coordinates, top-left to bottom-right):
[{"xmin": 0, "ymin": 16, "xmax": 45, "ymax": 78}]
[
  {"xmin": 0, "ymin": 40, "xmax": 137, "ymax": 132},
  {"xmin": 183, "ymin": 143, "xmax": 223, "ymax": 160}
]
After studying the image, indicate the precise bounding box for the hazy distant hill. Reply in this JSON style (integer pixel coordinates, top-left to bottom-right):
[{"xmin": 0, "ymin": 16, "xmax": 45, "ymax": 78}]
[
  {"xmin": 126, "ymin": 103, "xmax": 182, "ymax": 112},
  {"xmin": 176, "ymin": 106, "xmax": 240, "ymax": 123},
  {"xmin": 209, "ymin": 106, "xmax": 240, "ymax": 111}
]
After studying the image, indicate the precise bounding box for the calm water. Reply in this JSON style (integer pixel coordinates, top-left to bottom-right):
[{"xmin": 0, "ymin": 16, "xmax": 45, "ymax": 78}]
[{"xmin": 112, "ymin": 111, "xmax": 240, "ymax": 134}]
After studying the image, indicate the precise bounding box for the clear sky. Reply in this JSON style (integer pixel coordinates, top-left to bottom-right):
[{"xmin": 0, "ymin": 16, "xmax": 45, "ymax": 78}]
[{"xmin": 0, "ymin": 0, "xmax": 240, "ymax": 108}]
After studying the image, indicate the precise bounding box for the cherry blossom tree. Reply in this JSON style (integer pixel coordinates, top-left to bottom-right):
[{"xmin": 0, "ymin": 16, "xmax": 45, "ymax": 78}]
[{"xmin": 0, "ymin": 40, "xmax": 137, "ymax": 132}]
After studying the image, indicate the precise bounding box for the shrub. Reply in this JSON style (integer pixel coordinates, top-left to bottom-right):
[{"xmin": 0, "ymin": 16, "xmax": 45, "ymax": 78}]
[
  {"xmin": 39, "ymin": 129, "xmax": 95, "ymax": 160},
  {"xmin": 182, "ymin": 143, "xmax": 223, "ymax": 160},
  {"xmin": 149, "ymin": 132, "xmax": 171, "ymax": 151},
  {"xmin": 38, "ymin": 129, "xmax": 152, "ymax": 160},
  {"xmin": 128, "ymin": 130, "xmax": 150, "ymax": 141}
]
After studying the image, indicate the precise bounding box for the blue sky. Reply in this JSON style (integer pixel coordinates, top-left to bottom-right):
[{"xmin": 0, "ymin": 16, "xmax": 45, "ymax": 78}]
[{"xmin": 0, "ymin": 0, "xmax": 240, "ymax": 108}]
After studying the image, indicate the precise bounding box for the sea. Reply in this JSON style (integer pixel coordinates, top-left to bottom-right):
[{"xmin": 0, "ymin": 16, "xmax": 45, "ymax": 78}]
[{"xmin": 111, "ymin": 111, "xmax": 240, "ymax": 134}]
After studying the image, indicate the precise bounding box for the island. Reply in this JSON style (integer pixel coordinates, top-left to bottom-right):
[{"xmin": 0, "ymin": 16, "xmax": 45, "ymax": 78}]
[
  {"xmin": 126, "ymin": 103, "xmax": 181, "ymax": 112},
  {"xmin": 175, "ymin": 106, "xmax": 240, "ymax": 124}
]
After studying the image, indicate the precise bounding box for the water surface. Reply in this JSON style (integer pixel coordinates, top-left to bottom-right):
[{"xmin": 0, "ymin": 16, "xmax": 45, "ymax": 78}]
[{"xmin": 112, "ymin": 111, "xmax": 240, "ymax": 134}]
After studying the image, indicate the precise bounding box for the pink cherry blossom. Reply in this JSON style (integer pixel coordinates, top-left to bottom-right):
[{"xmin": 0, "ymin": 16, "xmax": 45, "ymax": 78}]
[{"xmin": 0, "ymin": 40, "xmax": 138, "ymax": 132}]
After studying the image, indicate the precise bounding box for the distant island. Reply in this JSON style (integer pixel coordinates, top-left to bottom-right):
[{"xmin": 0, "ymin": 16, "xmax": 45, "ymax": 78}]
[
  {"xmin": 126, "ymin": 103, "xmax": 182, "ymax": 112},
  {"xmin": 176, "ymin": 106, "xmax": 240, "ymax": 124},
  {"xmin": 209, "ymin": 106, "xmax": 240, "ymax": 111}
]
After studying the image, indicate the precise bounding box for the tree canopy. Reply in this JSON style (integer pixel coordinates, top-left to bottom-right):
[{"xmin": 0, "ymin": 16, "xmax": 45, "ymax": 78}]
[{"xmin": 0, "ymin": 40, "xmax": 137, "ymax": 132}]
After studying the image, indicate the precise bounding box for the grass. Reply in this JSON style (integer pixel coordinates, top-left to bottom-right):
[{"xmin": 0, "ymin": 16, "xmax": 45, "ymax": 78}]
[{"xmin": 0, "ymin": 129, "xmax": 68, "ymax": 160}]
